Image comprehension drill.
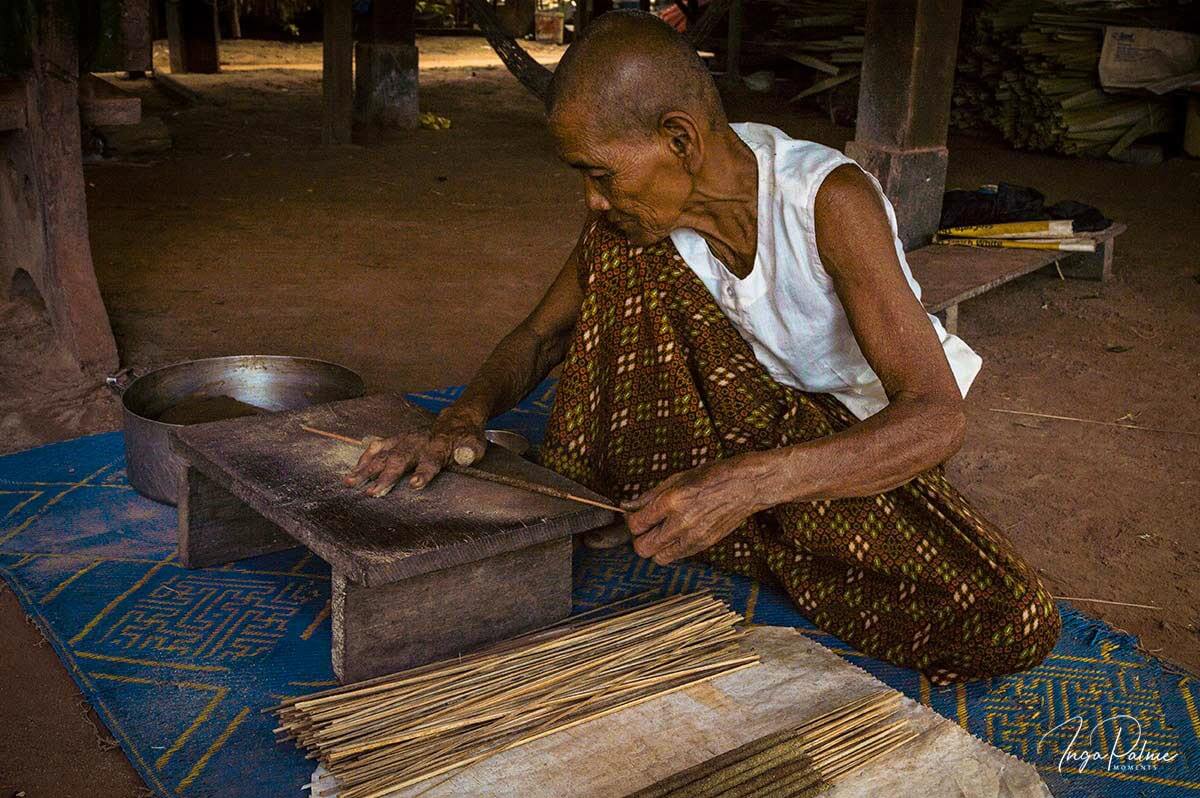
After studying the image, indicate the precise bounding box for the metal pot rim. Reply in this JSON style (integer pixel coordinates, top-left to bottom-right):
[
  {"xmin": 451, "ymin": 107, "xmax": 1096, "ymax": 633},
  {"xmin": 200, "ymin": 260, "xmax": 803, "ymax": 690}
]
[{"xmin": 111, "ymin": 355, "xmax": 365, "ymax": 428}]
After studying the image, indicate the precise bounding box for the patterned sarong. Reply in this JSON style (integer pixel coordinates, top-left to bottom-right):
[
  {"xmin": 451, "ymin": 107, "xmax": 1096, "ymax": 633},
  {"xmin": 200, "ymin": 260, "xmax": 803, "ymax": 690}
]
[{"xmin": 540, "ymin": 220, "xmax": 1060, "ymax": 683}]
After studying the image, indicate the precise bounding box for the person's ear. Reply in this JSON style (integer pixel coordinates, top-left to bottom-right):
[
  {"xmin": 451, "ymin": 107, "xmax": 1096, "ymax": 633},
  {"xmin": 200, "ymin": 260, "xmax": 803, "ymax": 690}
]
[{"xmin": 659, "ymin": 111, "xmax": 704, "ymax": 173}]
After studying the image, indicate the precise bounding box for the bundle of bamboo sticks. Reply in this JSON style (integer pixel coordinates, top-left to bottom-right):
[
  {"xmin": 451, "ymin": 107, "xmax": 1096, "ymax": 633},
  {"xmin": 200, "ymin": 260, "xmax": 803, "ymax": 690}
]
[
  {"xmin": 952, "ymin": 0, "xmax": 1177, "ymax": 158},
  {"xmin": 628, "ymin": 691, "xmax": 916, "ymax": 798},
  {"xmin": 934, "ymin": 219, "xmax": 1098, "ymax": 252},
  {"xmin": 273, "ymin": 593, "xmax": 757, "ymax": 798}
]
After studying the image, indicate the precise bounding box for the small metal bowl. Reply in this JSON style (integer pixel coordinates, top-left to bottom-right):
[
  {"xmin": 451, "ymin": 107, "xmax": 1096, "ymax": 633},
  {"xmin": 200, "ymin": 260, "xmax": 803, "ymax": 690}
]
[{"xmin": 109, "ymin": 355, "xmax": 365, "ymax": 505}]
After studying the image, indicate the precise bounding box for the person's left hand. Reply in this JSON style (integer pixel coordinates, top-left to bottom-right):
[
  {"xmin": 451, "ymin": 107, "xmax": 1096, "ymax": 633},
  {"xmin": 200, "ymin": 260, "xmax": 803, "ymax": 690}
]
[{"xmin": 623, "ymin": 457, "xmax": 767, "ymax": 566}]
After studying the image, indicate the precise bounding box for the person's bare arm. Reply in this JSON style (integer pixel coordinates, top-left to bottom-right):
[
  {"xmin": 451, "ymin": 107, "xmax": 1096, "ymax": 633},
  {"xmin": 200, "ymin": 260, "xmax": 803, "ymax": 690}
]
[
  {"xmin": 345, "ymin": 223, "xmax": 588, "ymax": 495},
  {"xmin": 626, "ymin": 164, "xmax": 966, "ymax": 563},
  {"xmin": 767, "ymin": 163, "xmax": 967, "ymax": 496}
]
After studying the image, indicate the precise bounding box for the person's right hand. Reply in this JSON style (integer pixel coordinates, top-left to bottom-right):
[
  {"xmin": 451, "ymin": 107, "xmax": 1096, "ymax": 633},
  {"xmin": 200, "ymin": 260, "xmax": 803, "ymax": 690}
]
[{"xmin": 342, "ymin": 408, "xmax": 487, "ymax": 497}]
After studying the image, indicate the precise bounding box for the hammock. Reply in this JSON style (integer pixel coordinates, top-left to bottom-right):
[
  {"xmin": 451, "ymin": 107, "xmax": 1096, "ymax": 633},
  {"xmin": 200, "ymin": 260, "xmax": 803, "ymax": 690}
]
[{"xmin": 461, "ymin": 0, "xmax": 734, "ymax": 100}]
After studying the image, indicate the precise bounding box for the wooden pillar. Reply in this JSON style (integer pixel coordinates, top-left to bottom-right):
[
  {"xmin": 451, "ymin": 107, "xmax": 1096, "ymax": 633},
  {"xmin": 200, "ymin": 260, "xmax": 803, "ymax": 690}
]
[
  {"xmin": 370, "ymin": 0, "xmax": 415, "ymax": 42},
  {"xmin": 576, "ymin": 0, "xmax": 594, "ymax": 33},
  {"xmin": 0, "ymin": 3, "xmax": 118, "ymax": 377},
  {"xmin": 119, "ymin": 0, "xmax": 154, "ymax": 72},
  {"xmin": 844, "ymin": 0, "xmax": 963, "ymax": 250},
  {"xmin": 165, "ymin": 0, "xmax": 220, "ymax": 73},
  {"xmin": 322, "ymin": 0, "xmax": 354, "ymax": 145},
  {"xmin": 355, "ymin": 0, "xmax": 419, "ymax": 134},
  {"xmin": 725, "ymin": 0, "xmax": 743, "ymax": 81},
  {"xmin": 166, "ymin": 1, "xmax": 185, "ymax": 72}
]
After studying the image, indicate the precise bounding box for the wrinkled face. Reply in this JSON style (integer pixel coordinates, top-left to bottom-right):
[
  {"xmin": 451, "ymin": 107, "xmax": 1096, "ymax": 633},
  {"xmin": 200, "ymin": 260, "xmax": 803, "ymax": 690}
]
[{"xmin": 550, "ymin": 109, "xmax": 694, "ymax": 245}]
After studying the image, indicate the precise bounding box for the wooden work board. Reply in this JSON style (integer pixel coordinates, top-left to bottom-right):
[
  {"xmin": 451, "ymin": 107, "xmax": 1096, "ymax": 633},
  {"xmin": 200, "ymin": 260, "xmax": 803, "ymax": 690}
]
[{"xmin": 170, "ymin": 393, "xmax": 615, "ymax": 681}]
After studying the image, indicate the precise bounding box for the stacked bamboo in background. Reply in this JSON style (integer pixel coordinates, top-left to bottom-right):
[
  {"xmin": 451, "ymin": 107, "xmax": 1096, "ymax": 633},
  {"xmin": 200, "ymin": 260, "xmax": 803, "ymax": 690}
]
[
  {"xmin": 274, "ymin": 593, "xmax": 756, "ymax": 798},
  {"xmin": 628, "ymin": 691, "xmax": 916, "ymax": 798},
  {"xmin": 702, "ymin": 0, "xmax": 1181, "ymax": 158},
  {"xmin": 691, "ymin": 0, "xmax": 867, "ymax": 103},
  {"xmin": 952, "ymin": 0, "xmax": 1177, "ymax": 157},
  {"xmin": 934, "ymin": 219, "xmax": 1097, "ymax": 251},
  {"xmin": 774, "ymin": 0, "xmax": 867, "ymax": 103}
]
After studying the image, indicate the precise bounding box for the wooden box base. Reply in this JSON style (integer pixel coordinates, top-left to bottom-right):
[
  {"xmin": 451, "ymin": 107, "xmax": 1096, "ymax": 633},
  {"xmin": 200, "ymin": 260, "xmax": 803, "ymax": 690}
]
[
  {"xmin": 178, "ymin": 464, "xmax": 576, "ymax": 683},
  {"xmin": 331, "ymin": 537, "xmax": 572, "ymax": 682}
]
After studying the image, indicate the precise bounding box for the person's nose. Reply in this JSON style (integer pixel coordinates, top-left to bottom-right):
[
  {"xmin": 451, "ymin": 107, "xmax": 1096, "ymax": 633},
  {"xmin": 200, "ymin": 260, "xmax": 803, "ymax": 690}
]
[{"xmin": 585, "ymin": 179, "xmax": 611, "ymax": 213}]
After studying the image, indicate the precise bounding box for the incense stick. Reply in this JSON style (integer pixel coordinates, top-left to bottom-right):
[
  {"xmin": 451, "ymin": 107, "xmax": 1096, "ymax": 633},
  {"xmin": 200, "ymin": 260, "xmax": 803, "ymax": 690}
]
[{"xmin": 626, "ymin": 690, "xmax": 915, "ymax": 798}]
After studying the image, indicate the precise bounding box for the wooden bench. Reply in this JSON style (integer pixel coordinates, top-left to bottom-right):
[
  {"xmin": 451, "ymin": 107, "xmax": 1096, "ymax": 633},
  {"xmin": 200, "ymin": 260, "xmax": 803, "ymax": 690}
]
[
  {"xmin": 909, "ymin": 223, "xmax": 1126, "ymax": 334},
  {"xmin": 171, "ymin": 394, "xmax": 615, "ymax": 683},
  {"xmin": 78, "ymin": 73, "xmax": 141, "ymax": 128}
]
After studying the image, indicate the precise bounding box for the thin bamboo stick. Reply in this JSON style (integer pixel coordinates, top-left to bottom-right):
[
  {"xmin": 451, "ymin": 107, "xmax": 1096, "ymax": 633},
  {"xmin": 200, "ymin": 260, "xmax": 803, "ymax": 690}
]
[
  {"xmin": 934, "ymin": 237, "xmax": 1096, "ymax": 252},
  {"xmin": 938, "ymin": 219, "xmax": 1074, "ymax": 238},
  {"xmin": 1051, "ymin": 595, "xmax": 1162, "ymax": 610},
  {"xmin": 989, "ymin": 408, "xmax": 1200, "ymax": 437}
]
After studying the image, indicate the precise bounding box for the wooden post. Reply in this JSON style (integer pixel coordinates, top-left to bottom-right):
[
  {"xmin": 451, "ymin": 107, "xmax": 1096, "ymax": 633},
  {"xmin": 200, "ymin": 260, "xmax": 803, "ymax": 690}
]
[
  {"xmin": 120, "ymin": 0, "xmax": 154, "ymax": 72},
  {"xmin": 166, "ymin": 0, "xmax": 186, "ymax": 72},
  {"xmin": 0, "ymin": 2, "xmax": 118, "ymax": 377},
  {"xmin": 164, "ymin": 0, "xmax": 220, "ymax": 73},
  {"xmin": 355, "ymin": 0, "xmax": 419, "ymax": 133},
  {"xmin": 370, "ymin": 0, "xmax": 415, "ymax": 42},
  {"xmin": 725, "ymin": 0, "xmax": 742, "ymax": 81},
  {"xmin": 844, "ymin": 0, "xmax": 963, "ymax": 250},
  {"xmin": 322, "ymin": 0, "xmax": 354, "ymax": 145},
  {"xmin": 576, "ymin": 0, "xmax": 593, "ymax": 34}
]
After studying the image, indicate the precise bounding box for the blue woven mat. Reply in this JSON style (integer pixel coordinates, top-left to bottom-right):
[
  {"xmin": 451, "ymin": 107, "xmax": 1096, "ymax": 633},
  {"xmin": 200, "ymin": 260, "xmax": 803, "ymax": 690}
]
[{"xmin": 1, "ymin": 380, "xmax": 1197, "ymax": 797}]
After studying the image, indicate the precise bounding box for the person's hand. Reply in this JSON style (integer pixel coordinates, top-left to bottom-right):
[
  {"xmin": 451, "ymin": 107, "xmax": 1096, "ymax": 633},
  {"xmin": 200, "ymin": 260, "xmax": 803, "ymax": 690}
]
[
  {"xmin": 622, "ymin": 457, "xmax": 768, "ymax": 565},
  {"xmin": 343, "ymin": 407, "xmax": 486, "ymax": 497}
]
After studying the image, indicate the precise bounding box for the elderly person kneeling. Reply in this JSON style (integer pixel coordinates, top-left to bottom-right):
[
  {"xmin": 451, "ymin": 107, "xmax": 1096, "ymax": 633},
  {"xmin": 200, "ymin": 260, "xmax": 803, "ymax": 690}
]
[{"xmin": 346, "ymin": 11, "xmax": 1060, "ymax": 684}]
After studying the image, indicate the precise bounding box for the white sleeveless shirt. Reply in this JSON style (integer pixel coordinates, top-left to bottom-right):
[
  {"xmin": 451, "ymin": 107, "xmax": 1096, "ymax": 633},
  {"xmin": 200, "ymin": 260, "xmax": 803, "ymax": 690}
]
[{"xmin": 668, "ymin": 122, "xmax": 982, "ymax": 420}]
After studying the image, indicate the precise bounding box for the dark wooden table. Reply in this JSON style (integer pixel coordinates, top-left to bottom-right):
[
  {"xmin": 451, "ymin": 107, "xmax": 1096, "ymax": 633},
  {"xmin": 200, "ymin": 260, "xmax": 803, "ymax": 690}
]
[{"xmin": 171, "ymin": 394, "xmax": 615, "ymax": 682}]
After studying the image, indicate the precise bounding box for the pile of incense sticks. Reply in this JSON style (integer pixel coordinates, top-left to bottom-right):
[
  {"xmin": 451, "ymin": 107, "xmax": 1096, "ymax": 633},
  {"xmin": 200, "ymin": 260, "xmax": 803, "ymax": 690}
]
[
  {"xmin": 273, "ymin": 593, "xmax": 757, "ymax": 798},
  {"xmin": 628, "ymin": 691, "xmax": 916, "ymax": 798}
]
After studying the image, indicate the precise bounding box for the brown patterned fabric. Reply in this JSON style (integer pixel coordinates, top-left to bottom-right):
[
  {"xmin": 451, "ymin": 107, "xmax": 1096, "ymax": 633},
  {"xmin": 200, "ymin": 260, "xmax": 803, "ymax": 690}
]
[{"xmin": 540, "ymin": 220, "xmax": 1060, "ymax": 683}]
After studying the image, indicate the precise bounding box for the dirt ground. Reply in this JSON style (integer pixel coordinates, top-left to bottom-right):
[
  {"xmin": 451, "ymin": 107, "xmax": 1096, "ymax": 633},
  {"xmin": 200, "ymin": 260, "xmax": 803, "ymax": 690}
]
[{"xmin": 2, "ymin": 36, "xmax": 1198, "ymax": 797}]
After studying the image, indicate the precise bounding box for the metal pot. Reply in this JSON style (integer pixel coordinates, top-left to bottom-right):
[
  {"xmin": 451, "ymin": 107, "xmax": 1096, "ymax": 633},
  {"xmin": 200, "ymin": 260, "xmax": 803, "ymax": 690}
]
[{"xmin": 108, "ymin": 355, "xmax": 365, "ymax": 505}]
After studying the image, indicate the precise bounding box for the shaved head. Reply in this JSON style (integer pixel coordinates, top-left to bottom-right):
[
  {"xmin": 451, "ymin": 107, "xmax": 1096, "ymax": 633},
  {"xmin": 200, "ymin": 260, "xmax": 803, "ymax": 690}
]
[
  {"xmin": 545, "ymin": 11, "xmax": 726, "ymax": 139},
  {"xmin": 545, "ymin": 11, "xmax": 747, "ymax": 248}
]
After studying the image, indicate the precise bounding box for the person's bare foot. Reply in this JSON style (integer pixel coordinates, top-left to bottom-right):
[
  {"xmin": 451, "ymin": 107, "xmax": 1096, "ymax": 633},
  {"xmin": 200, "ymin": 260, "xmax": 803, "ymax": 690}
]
[{"xmin": 582, "ymin": 521, "xmax": 632, "ymax": 550}]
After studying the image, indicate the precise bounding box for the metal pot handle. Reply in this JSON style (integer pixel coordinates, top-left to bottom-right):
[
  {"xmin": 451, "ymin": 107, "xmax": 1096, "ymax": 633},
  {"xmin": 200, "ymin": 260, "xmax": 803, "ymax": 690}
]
[{"xmin": 106, "ymin": 367, "xmax": 139, "ymax": 396}]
